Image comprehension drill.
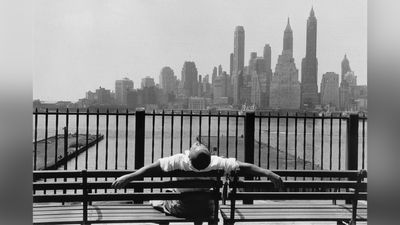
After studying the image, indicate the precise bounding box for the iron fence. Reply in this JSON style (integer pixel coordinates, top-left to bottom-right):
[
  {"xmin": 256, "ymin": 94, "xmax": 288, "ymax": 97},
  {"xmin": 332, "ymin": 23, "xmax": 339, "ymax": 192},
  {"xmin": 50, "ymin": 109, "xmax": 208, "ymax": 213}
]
[{"xmin": 33, "ymin": 109, "xmax": 367, "ymax": 172}]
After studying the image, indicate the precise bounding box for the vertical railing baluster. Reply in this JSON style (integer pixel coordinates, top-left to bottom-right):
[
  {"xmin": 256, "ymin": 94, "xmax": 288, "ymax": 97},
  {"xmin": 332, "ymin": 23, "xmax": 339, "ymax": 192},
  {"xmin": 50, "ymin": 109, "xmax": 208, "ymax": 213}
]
[
  {"xmin": 180, "ymin": 110, "xmax": 183, "ymax": 153},
  {"xmin": 362, "ymin": 113, "xmax": 366, "ymax": 169},
  {"xmin": 199, "ymin": 110, "xmax": 202, "ymax": 141},
  {"xmin": 151, "ymin": 110, "xmax": 155, "ymax": 163},
  {"xmin": 54, "ymin": 109, "xmax": 59, "ymax": 192},
  {"xmin": 55, "ymin": 109, "xmax": 59, "ymax": 167},
  {"xmin": 330, "ymin": 114, "xmax": 333, "ymax": 170},
  {"xmin": 303, "ymin": 114, "xmax": 307, "ymax": 170},
  {"xmin": 267, "ymin": 112, "xmax": 271, "ymax": 169},
  {"xmin": 321, "ymin": 113, "xmax": 324, "ymax": 170},
  {"xmin": 44, "ymin": 108, "xmax": 49, "ymax": 170},
  {"xmin": 115, "ymin": 110, "xmax": 119, "ymax": 170},
  {"xmin": 151, "ymin": 110, "xmax": 155, "ymax": 192},
  {"xmin": 95, "ymin": 109, "xmax": 99, "ymax": 171},
  {"xmin": 235, "ymin": 112, "xmax": 239, "ymax": 159},
  {"xmin": 161, "ymin": 110, "xmax": 166, "ymax": 184},
  {"xmin": 34, "ymin": 108, "xmax": 38, "ymax": 170},
  {"xmin": 75, "ymin": 109, "xmax": 79, "ymax": 171},
  {"xmin": 64, "ymin": 108, "xmax": 69, "ymax": 171},
  {"xmin": 285, "ymin": 112, "xmax": 289, "ymax": 170},
  {"xmin": 258, "ymin": 113, "xmax": 261, "ymax": 167},
  {"xmin": 226, "ymin": 112, "xmax": 230, "ymax": 158},
  {"xmin": 276, "ymin": 112, "xmax": 280, "ymax": 169},
  {"xmin": 312, "ymin": 114, "xmax": 316, "ymax": 170},
  {"xmin": 338, "ymin": 113, "xmax": 342, "ymax": 170},
  {"xmin": 95, "ymin": 109, "xmax": 99, "ymax": 193},
  {"xmin": 171, "ymin": 110, "xmax": 174, "ymax": 156},
  {"xmin": 85, "ymin": 109, "xmax": 89, "ymax": 169},
  {"xmin": 217, "ymin": 111, "xmax": 221, "ymax": 155},
  {"xmin": 208, "ymin": 111, "xmax": 211, "ymax": 149},
  {"xmin": 294, "ymin": 112, "xmax": 298, "ymax": 171},
  {"xmin": 125, "ymin": 109, "xmax": 129, "ymax": 170},
  {"xmin": 105, "ymin": 109, "xmax": 109, "ymax": 172},
  {"xmin": 161, "ymin": 110, "xmax": 165, "ymax": 158},
  {"xmin": 189, "ymin": 110, "xmax": 193, "ymax": 147},
  {"xmin": 43, "ymin": 109, "xmax": 48, "ymax": 194}
]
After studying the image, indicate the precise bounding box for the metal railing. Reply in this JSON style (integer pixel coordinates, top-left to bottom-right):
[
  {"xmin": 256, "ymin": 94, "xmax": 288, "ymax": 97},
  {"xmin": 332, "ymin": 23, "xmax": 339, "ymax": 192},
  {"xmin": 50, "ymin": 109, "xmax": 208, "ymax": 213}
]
[{"xmin": 33, "ymin": 109, "xmax": 367, "ymax": 172}]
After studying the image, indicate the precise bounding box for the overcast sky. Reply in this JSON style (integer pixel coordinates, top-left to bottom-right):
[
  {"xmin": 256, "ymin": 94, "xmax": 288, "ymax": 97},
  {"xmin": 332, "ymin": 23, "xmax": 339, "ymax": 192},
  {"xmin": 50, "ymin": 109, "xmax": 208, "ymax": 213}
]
[{"xmin": 33, "ymin": 0, "xmax": 367, "ymax": 102}]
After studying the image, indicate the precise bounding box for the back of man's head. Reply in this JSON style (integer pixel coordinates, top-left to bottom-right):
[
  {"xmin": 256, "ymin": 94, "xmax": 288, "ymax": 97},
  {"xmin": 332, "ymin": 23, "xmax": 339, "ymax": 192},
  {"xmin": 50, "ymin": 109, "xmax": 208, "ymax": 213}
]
[{"xmin": 189, "ymin": 143, "xmax": 211, "ymax": 170}]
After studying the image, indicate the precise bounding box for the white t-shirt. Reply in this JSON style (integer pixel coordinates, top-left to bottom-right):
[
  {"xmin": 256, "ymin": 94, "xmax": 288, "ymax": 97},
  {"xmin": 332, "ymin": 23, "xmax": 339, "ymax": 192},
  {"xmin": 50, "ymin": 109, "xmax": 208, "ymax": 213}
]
[
  {"xmin": 158, "ymin": 150, "xmax": 239, "ymax": 192},
  {"xmin": 159, "ymin": 150, "xmax": 239, "ymax": 173}
]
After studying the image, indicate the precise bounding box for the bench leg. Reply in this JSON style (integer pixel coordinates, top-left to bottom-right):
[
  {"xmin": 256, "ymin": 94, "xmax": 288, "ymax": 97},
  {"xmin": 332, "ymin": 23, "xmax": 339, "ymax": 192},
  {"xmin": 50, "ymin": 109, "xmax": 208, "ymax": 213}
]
[{"xmin": 223, "ymin": 220, "xmax": 234, "ymax": 225}]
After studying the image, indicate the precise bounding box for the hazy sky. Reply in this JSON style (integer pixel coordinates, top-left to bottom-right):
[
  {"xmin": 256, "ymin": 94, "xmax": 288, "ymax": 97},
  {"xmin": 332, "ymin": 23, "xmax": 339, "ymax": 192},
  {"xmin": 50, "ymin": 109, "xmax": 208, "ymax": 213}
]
[{"xmin": 33, "ymin": 0, "xmax": 367, "ymax": 102}]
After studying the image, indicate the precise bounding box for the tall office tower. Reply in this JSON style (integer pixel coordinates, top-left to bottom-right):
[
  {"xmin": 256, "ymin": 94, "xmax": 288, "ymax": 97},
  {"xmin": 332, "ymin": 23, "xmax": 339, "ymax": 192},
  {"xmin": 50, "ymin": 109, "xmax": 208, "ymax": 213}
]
[
  {"xmin": 320, "ymin": 72, "xmax": 339, "ymax": 108},
  {"xmin": 198, "ymin": 75, "xmax": 203, "ymax": 96},
  {"xmin": 230, "ymin": 53, "xmax": 234, "ymax": 76},
  {"xmin": 341, "ymin": 54, "xmax": 351, "ymax": 83},
  {"xmin": 159, "ymin": 66, "xmax": 177, "ymax": 94},
  {"xmin": 263, "ymin": 44, "xmax": 273, "ymax": 108},
  {"xmin": 212, "ymin": 66, "xmax": 218, "ymax": 84},
  {"xmin": 115, "ymin": 77, "xmax": 134, "ymax": 106},
  {"xmin": 301, "ymin": 7, "xmax": 319, "ymax": 108},
  {"xmin": 233, "ymin": 26, "xmax": 245, "ymax": 74},
  {"xmin": 233, "ymin": 26, "xmax": 245, "ymax": 105},
  {"xmin": 283, "ymin": 18, "xmax": 293, "ymax": 57},
  {"xmin": 181, "ymin": 61, "xmax": 199, "ymax": 97},
  {"xmin": 250, "ymin": 57, "xmax": 268, "ymax": 107},
  {"xmin": 218, "ymin": 65, "xmax": 223, "ymax": 76},
  {"xmin": 141, "ymin": 76, "xmax": 156, "ymax": 89},
  {"xmin": 270, "ymin": 19, "xmax": 301, "ymax": 109}
]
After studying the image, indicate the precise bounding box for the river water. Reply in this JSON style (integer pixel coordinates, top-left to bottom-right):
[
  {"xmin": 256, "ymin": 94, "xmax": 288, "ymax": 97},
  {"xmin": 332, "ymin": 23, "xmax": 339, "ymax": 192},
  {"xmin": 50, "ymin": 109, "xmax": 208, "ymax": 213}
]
[{"xmin": 33, "ymin": 114, "xmax": 367, "ymax": 170}]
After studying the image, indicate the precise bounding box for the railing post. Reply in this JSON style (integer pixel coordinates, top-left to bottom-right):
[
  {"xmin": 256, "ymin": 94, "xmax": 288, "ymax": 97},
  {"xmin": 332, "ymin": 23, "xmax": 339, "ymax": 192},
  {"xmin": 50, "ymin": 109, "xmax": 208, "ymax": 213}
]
[
  {"xmin": 134, "ymin": 108, "xmax": 145, "ymax": 203},
  {"xmin": 346, "ymin": 114, "xmax": 359, "ymax": 204},
  {"xmin": 346, "ymin": 114, "xmax": 359, "ymax": 170},
  {"xmin": 244, "ymin": 111, "xmax": 255, "ymax": 204},
  {"xmin": 63, "ymin": 127, "xmax": 68, "ymax": 170}
]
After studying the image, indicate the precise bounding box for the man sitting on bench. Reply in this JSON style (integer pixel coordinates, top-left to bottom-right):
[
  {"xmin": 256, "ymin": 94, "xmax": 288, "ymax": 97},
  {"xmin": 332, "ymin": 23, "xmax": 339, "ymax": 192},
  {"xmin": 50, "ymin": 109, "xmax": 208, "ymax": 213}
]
[{"xmin": 112, "ymin": 140, "xmax": 283, "ymax": 224}]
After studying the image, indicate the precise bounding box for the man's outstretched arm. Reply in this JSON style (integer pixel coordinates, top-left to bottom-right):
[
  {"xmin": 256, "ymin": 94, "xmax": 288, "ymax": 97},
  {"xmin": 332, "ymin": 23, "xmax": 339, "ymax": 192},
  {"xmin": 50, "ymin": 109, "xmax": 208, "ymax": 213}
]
[
  {"xmin": 237, "ymin": 161, "xmax": 284, "ymax": 190},
  {"xmin": 111, "ymin": 161, "xmax": 163, "ymax": 189}
]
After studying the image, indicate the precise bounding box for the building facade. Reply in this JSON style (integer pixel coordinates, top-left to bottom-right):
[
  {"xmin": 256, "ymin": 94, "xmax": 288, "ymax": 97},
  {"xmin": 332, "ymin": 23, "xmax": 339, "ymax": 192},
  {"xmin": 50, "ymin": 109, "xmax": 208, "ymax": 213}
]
[
  {"xmin": 115, "ymin": 78, "xmax": 134, "ymax": 106},
  {"xmin": 301, "ymin": 8, "xmax": 319, "ymax": 108},
  {"xmin": 181, "ymin": 61, "xmax": 199, "ymax": 97},
  {"xmin": 270, "ymin": 19, "xmax": 301, "ymax": 109},
  {"xmin": 233, "ymin": 26, "xmax": 245, "ymax": 105},
  {"xmin": 159, "ymin": 66, "xmax": 177, "ymax": 94},
  {"xmin": 320, "ymin": 72, "xmax": 339, "ymax": 108}
]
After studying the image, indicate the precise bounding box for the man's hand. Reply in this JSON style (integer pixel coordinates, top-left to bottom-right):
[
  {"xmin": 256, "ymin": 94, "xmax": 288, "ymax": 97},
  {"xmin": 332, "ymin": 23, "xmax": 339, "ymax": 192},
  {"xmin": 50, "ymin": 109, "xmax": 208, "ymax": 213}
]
[
  {"xmin": 111, "ymin": 175, "xmax": 130, "ymax": 189},
  {"xmin": 270, "ymin": 173, "xmax": 284, "ymax": 190}
]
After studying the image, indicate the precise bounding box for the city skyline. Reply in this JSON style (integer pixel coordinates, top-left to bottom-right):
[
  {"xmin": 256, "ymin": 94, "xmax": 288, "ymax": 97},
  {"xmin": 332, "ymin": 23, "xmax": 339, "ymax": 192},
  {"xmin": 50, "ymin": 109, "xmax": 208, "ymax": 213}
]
[{"xmin": 33, "ymin": 0, "xmax": 367, "ymax": 102}]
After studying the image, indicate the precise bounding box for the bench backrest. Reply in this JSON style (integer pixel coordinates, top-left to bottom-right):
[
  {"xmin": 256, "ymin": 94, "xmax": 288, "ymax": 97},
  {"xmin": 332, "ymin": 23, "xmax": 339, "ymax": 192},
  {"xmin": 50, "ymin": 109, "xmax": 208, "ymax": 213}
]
[
  {"xmin": 33, "ymin": 170, "xmax": 224, "ymax": 223},
  {"xmin": 226, "ymin": 170, "xmax": 367, "ymax": 222}
]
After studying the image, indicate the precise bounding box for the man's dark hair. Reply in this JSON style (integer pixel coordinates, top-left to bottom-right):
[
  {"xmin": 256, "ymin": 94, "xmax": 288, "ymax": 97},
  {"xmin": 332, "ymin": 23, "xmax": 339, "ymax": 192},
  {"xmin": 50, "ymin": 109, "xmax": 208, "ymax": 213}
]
[{"xmin": 190, "ymin": 149, "xmax": 211, "ymax": 170}]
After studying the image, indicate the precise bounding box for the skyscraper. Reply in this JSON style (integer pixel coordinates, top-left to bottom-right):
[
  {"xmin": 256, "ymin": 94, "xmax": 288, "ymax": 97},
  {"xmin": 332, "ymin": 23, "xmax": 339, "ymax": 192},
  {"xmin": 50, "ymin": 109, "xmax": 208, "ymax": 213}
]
[
  {"xmin": 141, "ymin": 76, "xmax": 155, "ymax": 89},
  {"xmin": 115, "ymin": 78, "xmax": 134, "ymax": 106},
  {"xmin": 263, "ymin": 44, "xmax": 273, "ymax": 108},
  {"xmin": 301, "ymin": 7, "xmax": 319, "ymax": 108},
  {"xmin": 181, "ymin": 61, "xmax": 198, "ymax": 97},
  {"xmin": 283, "ymin": 18, "xmax": 293, "ymax": 57},
  {"xmin": 233, "ymin": 26, "xmax": 245, "ymax": 75},
  {"xmin": 233, "ymin": 26, "xmax": 245, "ymax": 105},
  {"xmin": 341, "ymin": 54, "xmax": 351, "ymax": 82},
  {"xmin": 230, "ymin": 53, "xmax": 234, "ymax": 76},
  {"xmin": 270, "ymin": 18, "xmax": 301, "ymax": 109},
  {"xmin": 320, "ymin": 72, "xmax": 339, "ymax": 108},
  {"xmin": 159, "ymin": 66, "xmax": 177, "ymax": 94}
]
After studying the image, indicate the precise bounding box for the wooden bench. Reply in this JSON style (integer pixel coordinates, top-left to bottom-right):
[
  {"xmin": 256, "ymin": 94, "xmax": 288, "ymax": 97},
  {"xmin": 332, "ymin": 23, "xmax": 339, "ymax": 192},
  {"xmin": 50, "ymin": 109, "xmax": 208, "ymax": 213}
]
[
  {"xmin": 33, "ymin": 170, "xmax": 224, "ymax": 225},
  {"xmin": 220, "ymin": 170, "xmax": 367, "ymax": 225}
]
